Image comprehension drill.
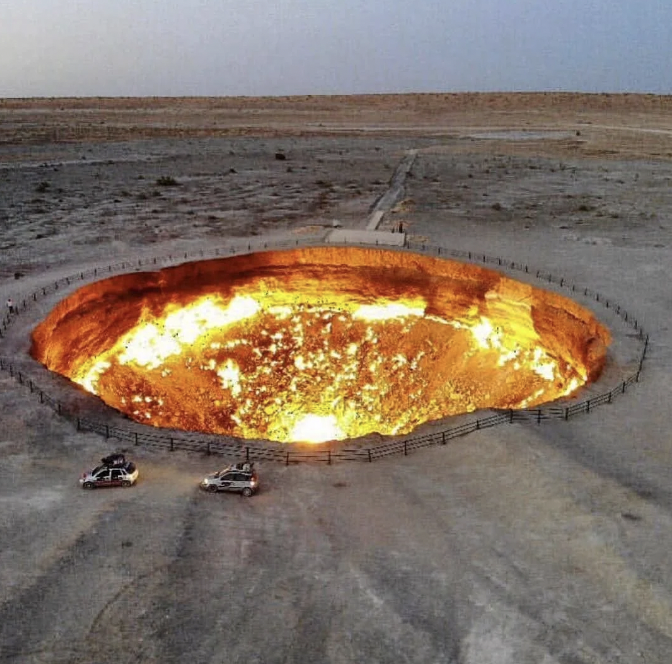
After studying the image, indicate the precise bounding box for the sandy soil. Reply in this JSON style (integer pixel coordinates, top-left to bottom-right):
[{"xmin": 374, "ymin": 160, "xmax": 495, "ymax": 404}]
[{"xmin": 1, "ymin": 93, "xmax": 672, "ymax": 663}]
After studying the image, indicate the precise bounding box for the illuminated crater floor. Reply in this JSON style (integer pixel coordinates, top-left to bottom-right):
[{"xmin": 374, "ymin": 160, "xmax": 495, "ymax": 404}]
[{"xmin": 31, "ymin": 247, "xmax": 610, "ymax": 443}]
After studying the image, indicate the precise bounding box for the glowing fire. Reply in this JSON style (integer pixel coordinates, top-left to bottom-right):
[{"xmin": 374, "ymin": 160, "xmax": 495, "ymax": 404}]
[
  {"xmin": 30, "ymin": 248, "xmax": 610, "ymax": 443},
  {"xmin": 71, "ymin": 291, "xmax": 586, "ymax": 442},
  {"xmin": 290, "ymin": 415, "xmax": 345, "ymax": 443}
]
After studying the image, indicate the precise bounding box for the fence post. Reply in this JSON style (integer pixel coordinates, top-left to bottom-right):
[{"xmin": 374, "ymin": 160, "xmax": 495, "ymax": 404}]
[
  {"xmin": 286, "ymin": 451, "xmax": 290, "ymax": 466},
  {"xmin": 622, "ymin": 381, "xmax": 626, "ymax": 393},
  {"xmin": 537, "ymin": 410, "xmax": 541, "ymax": 424},
  {"xmin": 509, "ymin": 409, "xmax": 514, "ymax": 423},
  {"xmin": 368, "ymin": 449, "xmax": 372, "ymax": 463},
  {"xmin": 77, "ymin": 418, "xmax": 81, "ymax": 431},
  {"xmin": 328, "ymin": 449, "xmax": 332, "ymax": 465},
  {"xmin": 404, "ymin": 441, "xmax": 408, "ymax": 456},
  {"xmin": 135, "ymin": 432, "xmax": 139, "ymax": 446},
  {"xmin": 564, "ymin": 407, "xmax": 569, "ymax": 420},
  {"xmin": 246, "ymin": 446, "xmax": 250, "ymax": 462},
  {"xmin": 169, "ymin": 437, "xmax": 174, "ymax": 451},
  {"xmin": 586, "ymin": 400, "xmax": 591, "ymax": 413},
  {"xmin": 441, "ymin": 431, "xmax": 446, "ymax": 445},
  {"xmin": 105, "ymin": 424, "xmax": 109, "ymax": 438}
]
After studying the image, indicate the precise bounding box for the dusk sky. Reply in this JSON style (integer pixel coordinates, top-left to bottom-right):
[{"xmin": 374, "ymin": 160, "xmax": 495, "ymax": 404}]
[{"xmin": 2, "ymin": 0, "xmax": 671, "ymax": 98}]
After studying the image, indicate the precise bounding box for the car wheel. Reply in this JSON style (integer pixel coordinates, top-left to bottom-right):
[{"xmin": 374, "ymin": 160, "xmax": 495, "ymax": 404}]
[
  {"xmin": 207, "ymin": 484, "xmax": 219, "ymax": 493},
  {"xmin": 242, "ymin": 487, "xmax": 253, "ymax": 497},
  {"xmin": 121, "ymin": 480, "xmax": 131, "ymax": 488},
  {"xmin": 83, "ymin": 482, "xmax": 94, "ymax": 489}
]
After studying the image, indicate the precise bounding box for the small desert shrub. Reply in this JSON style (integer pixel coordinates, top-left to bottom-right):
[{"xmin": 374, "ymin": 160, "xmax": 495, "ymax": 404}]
[
  {"xmin": 35, "ymin": 181, "xmax": 50, "ymax": 193},
  {"xmin": 156, "ymin": 176, "xmax": 179, "ymax": 187}
]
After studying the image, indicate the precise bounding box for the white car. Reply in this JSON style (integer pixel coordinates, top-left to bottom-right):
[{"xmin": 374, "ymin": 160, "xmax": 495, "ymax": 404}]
[
  {"xmin": 200, "ymin": 462, "xmax": 259, "ymax": 497},
  {"xmin": 80, "ymin": 454, "xmax": 139, "ymax": 489}
]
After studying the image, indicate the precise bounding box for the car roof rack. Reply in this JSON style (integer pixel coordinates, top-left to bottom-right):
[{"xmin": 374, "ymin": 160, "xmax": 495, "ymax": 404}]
[{"xmin": 101, "ymin": 453, "xmax": 126, "ymax": 467}]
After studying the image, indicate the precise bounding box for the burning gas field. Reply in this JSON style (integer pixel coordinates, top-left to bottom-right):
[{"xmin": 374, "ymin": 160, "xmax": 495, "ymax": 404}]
[{"xmin": 31, "ymin": 247, "xmax": 610, "ymax": 443}]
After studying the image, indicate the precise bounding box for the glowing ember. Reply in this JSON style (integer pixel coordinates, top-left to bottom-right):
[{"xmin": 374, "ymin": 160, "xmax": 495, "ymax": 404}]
[
  {"xmin": 290, "ymin": 415, "xmax": 345, "ymax": 443},
  {"xmin": 30, "ymin": 247, "xmax": 611, "ymax": 443}
]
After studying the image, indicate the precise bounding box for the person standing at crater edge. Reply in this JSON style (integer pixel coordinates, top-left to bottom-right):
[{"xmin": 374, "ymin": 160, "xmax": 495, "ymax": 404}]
[{"xmin": 6, "ymin": 298, "xmax": 15, "ymax": 314}]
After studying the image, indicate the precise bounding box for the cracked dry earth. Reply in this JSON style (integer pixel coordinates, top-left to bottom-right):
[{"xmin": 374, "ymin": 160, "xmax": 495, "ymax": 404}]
[{"xmin": 2, "ymin": 94, "xmax": 672, "ymax": 663}]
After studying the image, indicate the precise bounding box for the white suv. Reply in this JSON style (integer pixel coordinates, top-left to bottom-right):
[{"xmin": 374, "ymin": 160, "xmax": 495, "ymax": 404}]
[{"xmin": 200, "ymin": 462, "xmax": 259, "ymax": 497}]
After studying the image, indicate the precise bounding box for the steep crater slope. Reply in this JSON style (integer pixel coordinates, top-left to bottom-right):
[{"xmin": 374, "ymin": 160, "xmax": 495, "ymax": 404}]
[{"xmin": 31, "ymin": 247, "xmax": 610, "ymax": 442}]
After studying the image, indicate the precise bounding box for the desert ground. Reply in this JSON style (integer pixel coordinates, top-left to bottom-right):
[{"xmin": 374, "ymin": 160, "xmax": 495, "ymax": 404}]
[{"xmin": 1, "ymin": 93, "xmax": 672, "ymax": 663}]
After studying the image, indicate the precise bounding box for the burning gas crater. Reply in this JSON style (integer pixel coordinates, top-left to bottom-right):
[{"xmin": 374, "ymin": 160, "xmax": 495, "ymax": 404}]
[{"xmin": 31, "ymin": 247, "xmax": 610, "ymax": 443}]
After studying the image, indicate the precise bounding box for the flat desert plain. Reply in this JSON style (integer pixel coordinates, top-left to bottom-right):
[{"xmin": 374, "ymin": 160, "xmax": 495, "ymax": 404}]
[{"xmin": 1, "ymin": 93, "xmax": 672, "ymax": 663}]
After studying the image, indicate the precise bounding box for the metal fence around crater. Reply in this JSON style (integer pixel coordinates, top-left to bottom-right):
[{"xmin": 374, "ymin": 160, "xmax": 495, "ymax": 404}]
[{"xmin": 0, "ymin": 236, "xmax": 649, "ymax": 463}]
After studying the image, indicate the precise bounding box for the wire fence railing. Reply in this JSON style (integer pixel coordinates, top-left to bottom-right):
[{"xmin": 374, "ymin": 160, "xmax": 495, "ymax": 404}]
[{"xmin": 0, "ymin": 236, "xmax": 649, "ymax": 463}]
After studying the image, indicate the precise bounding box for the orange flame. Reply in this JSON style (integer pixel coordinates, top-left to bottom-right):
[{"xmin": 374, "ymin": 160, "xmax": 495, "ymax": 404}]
[{"xmin": 67, "ymin": 287, "xmax": 591, "ymax": 443}]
